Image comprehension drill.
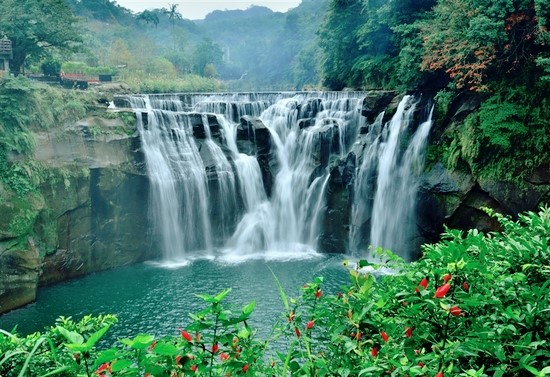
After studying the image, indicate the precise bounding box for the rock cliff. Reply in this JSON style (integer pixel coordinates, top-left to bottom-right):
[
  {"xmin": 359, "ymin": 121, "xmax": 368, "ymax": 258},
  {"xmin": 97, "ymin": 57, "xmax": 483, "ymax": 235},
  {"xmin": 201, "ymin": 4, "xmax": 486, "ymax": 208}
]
[{"xmin": 0, "ymin": 111, "xmax": 152, "ymax": 314}]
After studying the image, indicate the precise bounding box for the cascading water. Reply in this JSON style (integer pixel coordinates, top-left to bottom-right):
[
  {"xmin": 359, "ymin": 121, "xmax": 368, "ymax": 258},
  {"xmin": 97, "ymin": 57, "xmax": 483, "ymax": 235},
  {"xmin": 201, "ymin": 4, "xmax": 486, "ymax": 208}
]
[
  {"xmin": 225, "ymin": 94, "xmax": 366, "ymax": 259},
  {"xmin": 350, "ymin": 96, "xmax": 433, "ymax": 260},
  {"xmin": 123, "ymin": 92, "xmax": 431, "ymax": 263}
]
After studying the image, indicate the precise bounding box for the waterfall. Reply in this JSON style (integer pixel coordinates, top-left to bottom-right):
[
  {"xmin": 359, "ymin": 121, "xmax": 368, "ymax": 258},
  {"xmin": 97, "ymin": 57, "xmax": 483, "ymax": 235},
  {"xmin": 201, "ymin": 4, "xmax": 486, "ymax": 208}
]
[
  {"xmin": 350, "ymin": 96, "xmax": 433, "ymax": 260},
  {"xmin": 224, "ymin": 94, "xmax": 366, "ymax": 260},
  {"xmin": 122, "ymin": 92, "xmax": 431, "ymax": 264}
]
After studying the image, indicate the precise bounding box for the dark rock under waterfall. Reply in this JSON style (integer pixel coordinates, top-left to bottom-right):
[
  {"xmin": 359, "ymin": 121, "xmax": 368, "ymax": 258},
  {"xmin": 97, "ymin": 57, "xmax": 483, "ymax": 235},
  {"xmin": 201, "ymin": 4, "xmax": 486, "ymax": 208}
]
[{"xmin": 238, "ymin": 115, "xmax": 273, "ymax": 196}]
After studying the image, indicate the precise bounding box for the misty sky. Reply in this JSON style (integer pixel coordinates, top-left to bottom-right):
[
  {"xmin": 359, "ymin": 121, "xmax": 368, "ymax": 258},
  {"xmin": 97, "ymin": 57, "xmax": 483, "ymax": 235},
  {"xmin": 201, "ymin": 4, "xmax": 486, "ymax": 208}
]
[{"xmin": 115, "ymin": 0, "xmax": 302, "ymax": 19}]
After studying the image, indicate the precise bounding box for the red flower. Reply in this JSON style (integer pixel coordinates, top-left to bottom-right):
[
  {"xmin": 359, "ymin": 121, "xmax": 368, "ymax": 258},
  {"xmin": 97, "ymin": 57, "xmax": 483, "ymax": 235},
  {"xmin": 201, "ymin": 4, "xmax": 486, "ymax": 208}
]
[
  {"xmin": 449, "ymin": 305, "xmax": 462, "ymax": 316},
  {"xmin": 220, "ymin": 353, "xmax": 230, "ymax": 361},
  {"xmin": 356, "ymin": 332, "xmax": 362, "ymax": 341},
  {"xmin": 371, "ymin": 347, "xmax": 379, "ymax": 357},
  {"xmin": 149, "ymin": 341, "xmax": 157, "ymax": 351},
  {"xmin": 191, "ymin": 364, "xmax": 198, "ymax": 372},
  {"xmin": 405, "ymin": 327, "xmax": 413, "ymax": 338},
  {"xmin": 380, "ymin": 331, "xmax": 389, "ymax": 342},
  {"xmin": 419, "ymin": 277, "xmax": 429, "ymax": 289},
  {"xmin": 463, "ymin": 282, "xmax": 469, "ymax": 292},
  {"xmin": 418, "ymin": 362, "xmax": 425, "ymax": 367},
  {"xmin": 96, "ymin": 363, "xmax": 110, "ymax": 374},
  {"xmin": 436, "ymin": 372, "xmax": 444, "ymax": 377},
  {"xmin": 315, "ymin": 289, "xmax": 322, "ymax": 299},
  {"xmin": 442, "ymin": 274, "xmax": 452, "ymax": 283},
  {"xmin": 337, "ymin": 292, "xmax": 342, "ymax": 299},
  {"xmin": 306, "ymin": 320, "xmax": 315, "ymax": 330},
  {"xmin": 180, "ymin": 329, "xmax": 193, "ymax": 343},
  {"xmin": 288, "ymin": 311, "xmax": 295, "ymax": 322},
  {"xmin": 434, "ymin": 283, "xmax": 451, "ymax": 298},
  {"xmin": 212, "ymin": 343, "xmax": 219, "ymax": 353},
  {"xmin": 176, "ymin": 355, "xmax": 182, "ymax": 365},
  {"xmin": 295, "ymin": 327, "xmax": 301, "ymax": 338},
  {"xmin": 242, "ymin": 364, "xmax": 249, "ymax": 373}
]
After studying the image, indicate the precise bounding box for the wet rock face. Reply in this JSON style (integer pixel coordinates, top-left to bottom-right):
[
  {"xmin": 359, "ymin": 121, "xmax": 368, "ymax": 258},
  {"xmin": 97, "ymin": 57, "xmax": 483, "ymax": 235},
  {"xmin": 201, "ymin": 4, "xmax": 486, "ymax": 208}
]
[
  {"xmin": 318, "ymin": 153, "xmax": 356, "ymax": 253},
  {"xmin": 0, "ymin": 115, "xmax": 153, "ymax": 313},
  {"xmin": 238, "ymin": 116, "xmax": 273, "ymax": 196},
  {"xmin": 0, "ymin": 240, "xmax": 40, "ymax": 313},
  {"xmin": 417, "ymin": 163, "xmax": 550, "ymax": 245},
  {"xmin": 39, "ymin": 168, "xmax": 151, "ymax": 286},
  {"xmin": 361, "ymin": 91, "xmax": 398, "ymax": 122}
]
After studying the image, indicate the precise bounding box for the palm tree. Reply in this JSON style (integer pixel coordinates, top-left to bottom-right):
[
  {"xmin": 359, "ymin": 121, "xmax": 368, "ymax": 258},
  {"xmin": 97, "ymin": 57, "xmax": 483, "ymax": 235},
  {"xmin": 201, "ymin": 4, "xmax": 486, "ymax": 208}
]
[
  {"xmin": 164, "ymin": 3, "xmax": 182, "ymax": 50},
  {"xmin": 164, "ymin": 3, "xmax": 182, "ymax": 27}
]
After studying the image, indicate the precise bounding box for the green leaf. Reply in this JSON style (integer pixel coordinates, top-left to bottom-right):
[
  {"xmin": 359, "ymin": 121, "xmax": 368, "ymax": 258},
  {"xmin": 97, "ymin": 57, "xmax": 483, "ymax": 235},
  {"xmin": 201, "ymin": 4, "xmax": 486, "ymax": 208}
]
[
  {"xmin": 238, "ymin": 325, "xmax": 251, "ymax": 339},
  {"xmin": 94, "ymin": 349, "xmax": 120, "ymax": 367},
  {"xmin": 214, "ymin": 288, "xmax": 232, "ymax": 303},
  {"xmin": 86, "ymin": 325, "xmax": 110, "ymax": 348},
  {"xmin": 153, "ymin": 342, "xmax": 179, "ymax": 356},
  {"xmin": 268, "ymin": 266, "xmax": 290, "ymax": 312},
  {"xmin": 18, "ymin": 337, "xmax": 47, "ymax": 377},
  {"xmin": 56, "ymin": 326, "xmax": 84, "ymax": 345},
  {"xmin": 111, "ymin": 359, "xmax": 133, "ymax": 372},
  {"xmin": 120, "ymin": 334, "xmax": 155, "ymax": 350},
  {"xmin": 242, "ymin": 300, "xmax": 256, "ymax": 317},
  {"xmin": 522, "ymin": 364, "xmax": 542, "ymax": 376},
  {"xmin": 65, "ymin": 343, "xmax": 93, "ymax": 352}
]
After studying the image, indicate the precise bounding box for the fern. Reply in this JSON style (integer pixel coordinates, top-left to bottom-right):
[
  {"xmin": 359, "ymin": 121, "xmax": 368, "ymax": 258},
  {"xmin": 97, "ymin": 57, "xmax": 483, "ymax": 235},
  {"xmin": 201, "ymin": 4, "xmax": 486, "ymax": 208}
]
[{"xmin": 478, "ymin": 99, "xmax": 528, "ymax": 149}]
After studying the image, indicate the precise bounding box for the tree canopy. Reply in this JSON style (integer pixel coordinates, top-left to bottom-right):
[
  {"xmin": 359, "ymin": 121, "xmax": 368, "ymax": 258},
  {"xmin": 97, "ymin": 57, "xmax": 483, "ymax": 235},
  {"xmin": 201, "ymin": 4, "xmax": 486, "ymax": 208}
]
[
  {"xmin": 0, "ymin": 0, "xmax": 82, "ymax": 74},
  {"xmin": 318, "ymin": 0, "xmax": 550, "ymax": 92}
]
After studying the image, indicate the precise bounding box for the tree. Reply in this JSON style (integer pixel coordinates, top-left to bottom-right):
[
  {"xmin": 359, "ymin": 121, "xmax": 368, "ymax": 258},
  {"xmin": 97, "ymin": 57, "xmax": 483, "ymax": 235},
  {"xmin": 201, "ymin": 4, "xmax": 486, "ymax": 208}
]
[
  {"xmin": 163, "ymin": 3, "xmax": 183, "ymax": 50},
  {"xmin": 419, "ymin": 0, "xmax": 550, "ymax": 91},
  {"xmin": 164, "ymin": 3, "xmax": 183, "ymax": 28},
  {"xmin": 192, "ymin": 39, "xmax": 223, "ymax": 76},
  {"xmin": 0, "ymin": 0, "xmax": 82, "ymax": 74},
  {"xmin": 137, "ymin": 10, "xmax": 160, "ymax": 28},
  {"xmin": 318, "ymin": 0, "xmax": 366, "ymax": 90}
]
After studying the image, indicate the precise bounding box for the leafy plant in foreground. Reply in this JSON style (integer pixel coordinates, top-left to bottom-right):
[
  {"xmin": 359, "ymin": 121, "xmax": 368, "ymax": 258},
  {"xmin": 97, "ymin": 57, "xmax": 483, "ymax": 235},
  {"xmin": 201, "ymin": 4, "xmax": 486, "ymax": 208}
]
[{"xmin": 1, "ymin": 207, "xmax": 549, "ymax": 376}]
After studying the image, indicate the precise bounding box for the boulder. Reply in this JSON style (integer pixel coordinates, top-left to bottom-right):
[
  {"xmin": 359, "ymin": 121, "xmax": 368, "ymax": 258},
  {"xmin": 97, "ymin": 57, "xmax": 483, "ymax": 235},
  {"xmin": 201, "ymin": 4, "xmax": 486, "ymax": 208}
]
[{"xmin": 361, "ymin": 91, "xmax": 398, "ymax": 122}]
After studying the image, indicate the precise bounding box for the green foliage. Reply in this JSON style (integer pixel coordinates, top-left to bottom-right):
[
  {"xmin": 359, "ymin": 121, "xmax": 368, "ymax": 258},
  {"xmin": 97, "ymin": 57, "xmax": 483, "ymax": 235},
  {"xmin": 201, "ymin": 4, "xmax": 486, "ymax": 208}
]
[
  {"xmin": 61, "ymin": 62, "xmax": 116, "ymax": 76},
  {"xmin": 122, "ymin": 74, "xmax": 223, "ymax": 94},
  {"xmin": 478, "ymin": 99, "xmax": 528, "ymax": 149},
  {"xmin": 318, "ymin": 0, "xmax": 366, "ymax": 90},
  {"xmin": 0, "ymin": 0, "xmax": 82, "ymax": 74},
  {"xmin": 40, "ymin": 59, "xmax": 61, "ymax": 77},
  {"xmin": 433, "ymin": 89, "xmax": 455, "ymax": 121},
  {"xmin": 0, "ymin": 77, "xmax": 92, "ymax": 197},
  {"xmin": 441, "ymin": 86, "xmax": 550, "ymax": 181},
  {"xmin": 2, "ymin": 208, "xmax": 549, "ymax": 376}
]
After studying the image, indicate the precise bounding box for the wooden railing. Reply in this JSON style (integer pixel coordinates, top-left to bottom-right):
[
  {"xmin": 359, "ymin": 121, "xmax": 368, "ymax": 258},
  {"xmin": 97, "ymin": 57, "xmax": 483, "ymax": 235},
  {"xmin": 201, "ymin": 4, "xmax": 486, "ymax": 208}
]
[{"xmin": 0, "ymin": 39, "xmax": 12, "ymax": 54}]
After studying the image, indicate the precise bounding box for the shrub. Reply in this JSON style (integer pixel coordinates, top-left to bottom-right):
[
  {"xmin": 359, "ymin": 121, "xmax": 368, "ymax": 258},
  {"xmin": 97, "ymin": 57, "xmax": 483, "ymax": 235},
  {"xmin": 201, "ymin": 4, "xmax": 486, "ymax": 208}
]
[{"xmin": 1, "ymin": 207, "xmax": 549, "ymax": 376}]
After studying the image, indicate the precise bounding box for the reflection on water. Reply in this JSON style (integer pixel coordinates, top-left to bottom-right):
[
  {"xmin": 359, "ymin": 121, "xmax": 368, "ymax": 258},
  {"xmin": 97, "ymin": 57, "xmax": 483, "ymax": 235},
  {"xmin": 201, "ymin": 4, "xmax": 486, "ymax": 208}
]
[{"xmin": 0, "ymin": 256, "xmax": 349, "ymax": 341}]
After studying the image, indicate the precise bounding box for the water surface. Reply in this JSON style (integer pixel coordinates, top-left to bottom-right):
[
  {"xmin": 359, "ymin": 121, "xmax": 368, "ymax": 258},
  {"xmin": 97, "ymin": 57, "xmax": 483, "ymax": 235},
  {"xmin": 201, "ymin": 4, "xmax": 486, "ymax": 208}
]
[{"xmin": 0, "ymin": 256, "xmax": 349, "ymax": 341}]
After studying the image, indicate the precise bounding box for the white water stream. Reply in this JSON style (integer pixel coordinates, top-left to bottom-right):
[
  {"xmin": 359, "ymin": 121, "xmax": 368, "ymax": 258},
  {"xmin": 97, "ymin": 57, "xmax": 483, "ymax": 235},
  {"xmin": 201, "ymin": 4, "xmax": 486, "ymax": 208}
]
[{"xmin": 125, "ymin": 92, "xmax": 431, "ymax": 263}]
